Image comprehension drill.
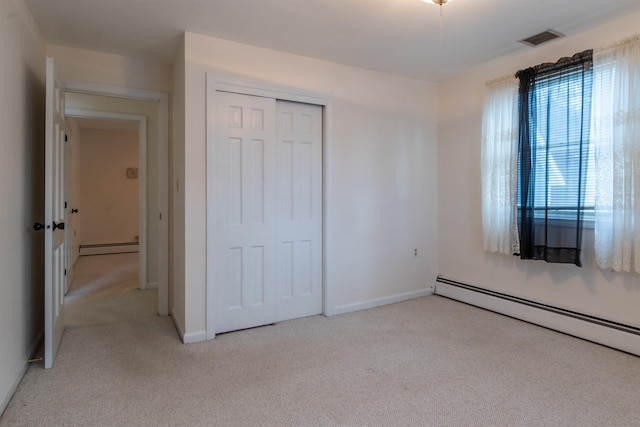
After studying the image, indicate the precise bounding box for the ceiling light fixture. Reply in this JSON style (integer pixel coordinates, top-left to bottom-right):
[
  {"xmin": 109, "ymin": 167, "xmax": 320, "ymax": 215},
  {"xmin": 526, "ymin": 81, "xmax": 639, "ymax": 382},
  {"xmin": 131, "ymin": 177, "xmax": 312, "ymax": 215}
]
[{"xmin": 422, "ymin": 0, "xmax": 454, "ymax": 48}]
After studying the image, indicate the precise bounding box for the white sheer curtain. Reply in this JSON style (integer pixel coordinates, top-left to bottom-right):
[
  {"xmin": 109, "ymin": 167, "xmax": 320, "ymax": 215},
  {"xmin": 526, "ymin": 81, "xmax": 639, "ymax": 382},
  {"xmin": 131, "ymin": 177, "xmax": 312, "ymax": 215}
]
[
  {"xmin": 481, "ymin": 77, "xmax": 520, "ymax": 255},
  {"xmin": 592, "ymin": 35, "xmax": 640, "ymax": 273}
]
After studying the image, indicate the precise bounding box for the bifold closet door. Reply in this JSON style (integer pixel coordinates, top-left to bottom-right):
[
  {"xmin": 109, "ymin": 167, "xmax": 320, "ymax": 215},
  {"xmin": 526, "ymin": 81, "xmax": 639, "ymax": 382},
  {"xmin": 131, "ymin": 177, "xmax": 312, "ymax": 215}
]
[{"xmin": 213, "ymin": 92, "xmax": 322, "ymax": 334}]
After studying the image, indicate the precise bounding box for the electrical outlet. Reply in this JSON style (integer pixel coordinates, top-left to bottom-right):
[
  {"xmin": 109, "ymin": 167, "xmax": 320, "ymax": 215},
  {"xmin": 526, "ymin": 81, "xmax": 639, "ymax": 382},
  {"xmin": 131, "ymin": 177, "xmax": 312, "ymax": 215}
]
[{"xmin": 414, "ymin": 248, "xmax": 418, "ymax": 258}]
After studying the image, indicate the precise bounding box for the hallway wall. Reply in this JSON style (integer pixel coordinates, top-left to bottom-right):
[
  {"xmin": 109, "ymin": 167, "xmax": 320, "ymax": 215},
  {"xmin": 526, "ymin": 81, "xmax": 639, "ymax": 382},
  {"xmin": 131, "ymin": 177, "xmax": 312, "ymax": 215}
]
[{"xmin": 78, "ymin": 128, "xmax": 139, "ymax": 246}]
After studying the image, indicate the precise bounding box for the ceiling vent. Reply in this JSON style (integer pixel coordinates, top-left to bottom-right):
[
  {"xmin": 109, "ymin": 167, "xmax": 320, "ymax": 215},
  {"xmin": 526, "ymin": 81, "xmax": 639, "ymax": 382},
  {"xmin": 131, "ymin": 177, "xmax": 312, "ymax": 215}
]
[{"xmin": 519, "ymin": 30, "xmax": 564, "ymax": 47}]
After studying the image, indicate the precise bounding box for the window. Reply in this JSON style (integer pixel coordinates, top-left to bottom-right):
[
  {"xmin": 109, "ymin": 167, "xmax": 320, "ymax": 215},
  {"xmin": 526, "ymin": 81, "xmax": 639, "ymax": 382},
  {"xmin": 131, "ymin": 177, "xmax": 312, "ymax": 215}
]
[
  {"xmin": 482, "ymin": 37, "xmax": 640, "ymax": 272},
  {"xmin": 517, "ymin": 53, "xmax": 594, "ymax": 223},
  {"xmin": 520, "ymin": 69, "xmax": 595, "ymax": 222},
  {"xmin": 516, "ymin": 50, "xmax": 593, "ymax": 265}
]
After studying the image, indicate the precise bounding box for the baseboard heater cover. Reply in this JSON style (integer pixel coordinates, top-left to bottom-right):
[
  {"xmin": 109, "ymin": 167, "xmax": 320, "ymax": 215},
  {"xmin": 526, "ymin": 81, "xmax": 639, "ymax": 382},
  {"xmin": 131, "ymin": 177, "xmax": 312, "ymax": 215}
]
[
  {"xmin": 435, "ymin": 276, "xmax": 640, "ymax": 357},
  {"xmin": 79, "ymin": 242, "xmax": 139, "ymax": 256}
]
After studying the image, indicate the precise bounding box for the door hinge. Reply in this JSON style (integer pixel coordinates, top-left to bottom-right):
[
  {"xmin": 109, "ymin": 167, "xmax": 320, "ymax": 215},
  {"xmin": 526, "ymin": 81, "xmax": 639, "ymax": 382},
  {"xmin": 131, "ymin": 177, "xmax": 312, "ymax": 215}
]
[
  {"xmin": 64, "ymin": 269, "xmax": 67, "ymax": 276},
  {"xmin": 65, "ymin": 201, "xmax": 67, "ymax": 209},
  {"xmin": 65, "ymin": 134, "xmax": 68, "ymax": 142}
]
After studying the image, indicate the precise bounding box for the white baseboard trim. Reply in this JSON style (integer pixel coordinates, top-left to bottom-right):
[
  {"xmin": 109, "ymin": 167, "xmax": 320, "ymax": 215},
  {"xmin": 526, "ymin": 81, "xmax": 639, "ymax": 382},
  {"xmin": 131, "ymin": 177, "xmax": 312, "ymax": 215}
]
[
  {"xmin": 328, "ymin": 288, "xmax": 433, "ymax": 317},
  {"xmin": 1, "ymin": 331, "xmax": 43, "ymax": 417},
  {"xmin": 183, "ymin": 331, "xmax": 207, "ymax": 344},
  {"xmin": 146, "ymin": 281, "xmax": 158, "ymax": 289},
  {"xmin": 170, "ymin": 311, "xmax": 206, "ymax": 344},
  {"xmin": 79, "ymin": 243, "xmax": 139, "ymax": 256},
  {"xmin": 435, "ymin": 277, "xmax": 640, "ymax": 357}
]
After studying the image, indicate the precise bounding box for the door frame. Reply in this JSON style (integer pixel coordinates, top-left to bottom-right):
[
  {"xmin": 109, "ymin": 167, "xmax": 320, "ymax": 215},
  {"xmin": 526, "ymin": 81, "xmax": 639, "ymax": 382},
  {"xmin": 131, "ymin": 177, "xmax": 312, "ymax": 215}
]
[
  {"xmin": 65, "ymin": 108, "xmax": 148, "ymax": 290},
  {"xmin": 205, "ymin": 74, "xmax": 333, "ymax": 339},
  {"xmin": 62, "ymin": 81, "xmax": 170, "ymax": 316}
]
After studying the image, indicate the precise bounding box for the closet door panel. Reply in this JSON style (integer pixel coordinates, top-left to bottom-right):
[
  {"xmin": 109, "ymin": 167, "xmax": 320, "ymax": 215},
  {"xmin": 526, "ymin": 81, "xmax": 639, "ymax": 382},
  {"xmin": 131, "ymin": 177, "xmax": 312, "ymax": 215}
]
[
  {"xmin": 275, "ymin": 101, "xmax": 323, "ymax": 321},
  {"xmin": 213, "ymin": 91, "xmax": 277, "ymax": 334}
]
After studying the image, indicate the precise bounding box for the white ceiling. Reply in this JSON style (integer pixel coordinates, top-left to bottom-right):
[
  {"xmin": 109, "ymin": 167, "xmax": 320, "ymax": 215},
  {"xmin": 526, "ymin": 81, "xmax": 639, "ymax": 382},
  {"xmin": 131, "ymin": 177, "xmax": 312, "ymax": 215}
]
[{"xmin": 24, "ymin": 0, "xmax": 640, "ymax": 81}]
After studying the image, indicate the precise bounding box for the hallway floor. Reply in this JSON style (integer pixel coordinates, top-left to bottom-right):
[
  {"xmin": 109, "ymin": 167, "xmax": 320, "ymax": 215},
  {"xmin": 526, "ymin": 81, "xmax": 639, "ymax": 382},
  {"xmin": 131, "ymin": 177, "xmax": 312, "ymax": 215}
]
[{"xmin": 64, "ymin": 253, "xmax": 159, "ymax": 327}]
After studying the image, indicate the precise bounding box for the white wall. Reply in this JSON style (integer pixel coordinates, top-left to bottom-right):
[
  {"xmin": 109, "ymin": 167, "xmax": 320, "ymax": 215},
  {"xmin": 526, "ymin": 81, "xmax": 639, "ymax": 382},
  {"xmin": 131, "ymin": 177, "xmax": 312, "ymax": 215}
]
[
  {"xmin": 175, "ymin": 33, "xmax": 439, "ymax": 336},
  {"xmin": 78, "ymin": 129, "xmax": 139, "ymax": 245},
  {"xmin": 0, "ymin": 0, "xmax": 45, "ymax": 415},
  {"xmin": 46, "ymin": 44, "xmax": 172, "ymax": 93},
  {"xmin": 438, "ymin": 12, "xmax": 640, "ymax": 328}
]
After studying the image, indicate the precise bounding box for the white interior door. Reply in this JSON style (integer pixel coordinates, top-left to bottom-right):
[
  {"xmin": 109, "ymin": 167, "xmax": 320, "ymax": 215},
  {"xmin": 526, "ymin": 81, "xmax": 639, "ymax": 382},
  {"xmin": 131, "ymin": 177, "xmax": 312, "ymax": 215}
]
[
  {"xmin": 44, "ymin": 57, "xmax": 66, "ymax": 369},
  {"xmin": 275, "ymin": 101, "xmax": 323, "ymax": 322},
  {"xmin": 214, "ymin": 92, "xmax": 277, "ymax": 334}
]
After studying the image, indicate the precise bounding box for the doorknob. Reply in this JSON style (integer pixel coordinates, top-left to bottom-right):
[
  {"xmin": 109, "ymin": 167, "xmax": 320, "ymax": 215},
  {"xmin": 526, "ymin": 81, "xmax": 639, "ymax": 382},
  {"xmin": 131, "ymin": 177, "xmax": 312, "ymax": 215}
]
[
  {"xmin": 71, "ymin": 208, "xmax": 78, "ymax": 213},
  {"xmin": 53, "ymin": 221, "xmax": 65, "ymax": 231},
  {"xmin": 33, "ymin": 222, "xmax": 45, "ymax": 231}
]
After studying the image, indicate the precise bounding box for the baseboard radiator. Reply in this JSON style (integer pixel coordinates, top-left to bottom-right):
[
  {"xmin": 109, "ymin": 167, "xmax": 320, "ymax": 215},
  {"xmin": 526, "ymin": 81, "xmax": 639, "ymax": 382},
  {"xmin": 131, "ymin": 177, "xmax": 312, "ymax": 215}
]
[
  {"xmin": 434, "ymin": 276, "xmax": 640, "ymax": 357},
  {"xmin": 79, "ymin": 242, "xmax": 139, "ymax": 256}
]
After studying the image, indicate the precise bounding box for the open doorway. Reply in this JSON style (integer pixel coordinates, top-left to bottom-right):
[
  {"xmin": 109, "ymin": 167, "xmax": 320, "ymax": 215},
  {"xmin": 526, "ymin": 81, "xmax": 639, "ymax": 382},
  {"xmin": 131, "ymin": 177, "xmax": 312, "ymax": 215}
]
[
  {"xmin": 64, "ymin": 116, "xmax": 144, "ymax": 294},
  {"xmin": 59, "ymin": 87, "xmax": 169, "ymax": 317}
]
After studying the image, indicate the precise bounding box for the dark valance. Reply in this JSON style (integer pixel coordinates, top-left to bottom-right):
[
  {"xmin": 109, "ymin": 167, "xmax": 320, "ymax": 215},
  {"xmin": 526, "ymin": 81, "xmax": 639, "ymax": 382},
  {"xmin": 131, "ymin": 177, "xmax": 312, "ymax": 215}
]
[{"xmin": 516, "ymin": 50, "xmax": 593, "ymax": 79}]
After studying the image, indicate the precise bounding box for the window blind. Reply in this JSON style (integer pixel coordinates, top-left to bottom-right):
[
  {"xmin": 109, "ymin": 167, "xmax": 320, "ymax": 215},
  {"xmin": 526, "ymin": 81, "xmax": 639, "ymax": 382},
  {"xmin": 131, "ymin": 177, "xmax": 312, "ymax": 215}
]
[{"xmin": 517, "ymin": 58, "xmax": 594, "ymax": 221}]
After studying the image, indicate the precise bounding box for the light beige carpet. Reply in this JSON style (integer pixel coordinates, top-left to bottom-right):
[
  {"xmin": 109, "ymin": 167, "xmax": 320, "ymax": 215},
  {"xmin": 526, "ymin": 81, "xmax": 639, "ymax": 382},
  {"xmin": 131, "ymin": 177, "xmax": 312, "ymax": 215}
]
[{"xmin": 1, "ymin": 253, "xmax": 639, "ymax": 426}]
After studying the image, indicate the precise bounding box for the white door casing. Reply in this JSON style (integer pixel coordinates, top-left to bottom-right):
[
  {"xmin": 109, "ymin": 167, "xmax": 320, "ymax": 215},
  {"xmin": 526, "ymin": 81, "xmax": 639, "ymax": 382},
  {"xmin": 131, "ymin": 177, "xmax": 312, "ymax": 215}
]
[
  {"xmin": 44, "ymin": 57, "xmax": 66, "ymax": 369},
  {"xmin": 275, "ymin": 101, "xmax": 323, "ymax": 322},
  {"xmin": 211, "ymin": 91, "xmax": 323, "ymax": 334}
]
